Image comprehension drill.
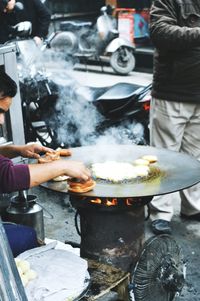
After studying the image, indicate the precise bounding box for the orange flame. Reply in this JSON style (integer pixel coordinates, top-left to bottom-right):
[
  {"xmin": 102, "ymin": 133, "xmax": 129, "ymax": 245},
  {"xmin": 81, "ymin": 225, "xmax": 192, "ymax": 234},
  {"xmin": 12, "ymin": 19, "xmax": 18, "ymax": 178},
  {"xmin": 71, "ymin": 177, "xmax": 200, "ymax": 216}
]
[
  {"xmin": 89, "ymin": 198, "xmax": 135, "ymax": 206},
  {"xmin": 126, "ymin": 198, "xmax": 133, "ymax": 206},
  {"xmin": 106, "ymin": 198, "xmax": 118, "ymax": 206},
  {"xmin": 91, "ymin": 198, "xmax": 102, "ymax": 204}
]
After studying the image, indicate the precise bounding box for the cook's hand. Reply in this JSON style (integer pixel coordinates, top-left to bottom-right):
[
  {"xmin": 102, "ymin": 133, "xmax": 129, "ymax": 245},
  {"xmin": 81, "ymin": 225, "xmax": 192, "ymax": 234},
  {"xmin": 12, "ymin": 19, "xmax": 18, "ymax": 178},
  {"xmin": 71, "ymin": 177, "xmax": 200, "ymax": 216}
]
[
  {"xmin": 64, "ymin": 161, "xmax": 91, "ymax": 182},
  {"xmin": 19, "ymin": 143, "xmax": 54, "ymax": 159}
]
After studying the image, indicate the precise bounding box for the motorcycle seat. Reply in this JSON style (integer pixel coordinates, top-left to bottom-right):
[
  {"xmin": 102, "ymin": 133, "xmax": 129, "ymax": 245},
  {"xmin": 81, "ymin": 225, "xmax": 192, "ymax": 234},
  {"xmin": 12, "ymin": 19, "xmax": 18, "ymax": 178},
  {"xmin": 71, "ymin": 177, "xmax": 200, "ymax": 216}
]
[
  {"xmin": 96, "ymin": 83, "xmax": 143, "ymax": 101},
  {"xmin": 60, "ymin": 21, "xmax": 92, "ymax": 31}
]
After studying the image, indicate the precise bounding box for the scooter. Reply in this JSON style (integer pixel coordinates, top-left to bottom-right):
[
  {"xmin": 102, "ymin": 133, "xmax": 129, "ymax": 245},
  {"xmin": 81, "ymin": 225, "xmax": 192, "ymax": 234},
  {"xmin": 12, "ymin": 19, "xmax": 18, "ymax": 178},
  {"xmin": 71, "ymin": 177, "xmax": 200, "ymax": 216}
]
[{"xmin": 48, "ymin": 6, "xmax": 136, "ymax": 75}]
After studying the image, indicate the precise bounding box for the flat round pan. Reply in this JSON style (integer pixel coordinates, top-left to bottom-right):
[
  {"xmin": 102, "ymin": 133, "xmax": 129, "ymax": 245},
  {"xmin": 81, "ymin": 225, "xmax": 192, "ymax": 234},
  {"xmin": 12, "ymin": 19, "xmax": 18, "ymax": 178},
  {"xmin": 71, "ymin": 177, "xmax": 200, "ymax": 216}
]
[{"xmin": 41, "ymin": 145, "xmax": 200, "ymax": 198}]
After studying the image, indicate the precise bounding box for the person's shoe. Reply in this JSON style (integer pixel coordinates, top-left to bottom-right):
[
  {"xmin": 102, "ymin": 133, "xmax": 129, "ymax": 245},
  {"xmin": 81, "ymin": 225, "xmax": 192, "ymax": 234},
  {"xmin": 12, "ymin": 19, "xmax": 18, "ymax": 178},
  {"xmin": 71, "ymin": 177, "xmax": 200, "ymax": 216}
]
[
  {"xmin": 180, "ymin": 213, "xmax": 200, "ymax": 221},
  {"xmin": 151, "ymin": 219, "xmax": 172, "ymax": 235}
]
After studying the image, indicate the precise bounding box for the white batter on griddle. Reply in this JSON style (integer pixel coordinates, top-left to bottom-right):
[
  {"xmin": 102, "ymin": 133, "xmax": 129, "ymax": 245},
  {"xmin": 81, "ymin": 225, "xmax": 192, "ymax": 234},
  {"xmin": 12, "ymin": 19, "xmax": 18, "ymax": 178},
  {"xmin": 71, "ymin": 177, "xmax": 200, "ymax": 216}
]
[{"xmin": 91, "ymin": 161, "xmax": 149, "ymax": 182}]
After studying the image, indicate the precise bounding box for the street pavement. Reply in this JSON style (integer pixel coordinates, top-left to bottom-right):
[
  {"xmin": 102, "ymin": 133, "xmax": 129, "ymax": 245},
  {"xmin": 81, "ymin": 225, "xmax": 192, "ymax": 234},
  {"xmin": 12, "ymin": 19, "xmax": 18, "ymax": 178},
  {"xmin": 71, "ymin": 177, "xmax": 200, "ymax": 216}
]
[{"xmin": 70, "ymin": 63, "xmax": 152, "ymax": 87}]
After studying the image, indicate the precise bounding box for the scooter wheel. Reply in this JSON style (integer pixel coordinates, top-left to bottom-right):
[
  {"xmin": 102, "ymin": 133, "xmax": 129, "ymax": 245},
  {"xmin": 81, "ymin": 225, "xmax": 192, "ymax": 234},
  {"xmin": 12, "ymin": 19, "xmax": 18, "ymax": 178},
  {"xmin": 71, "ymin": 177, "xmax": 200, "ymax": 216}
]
[{"xmin": 110, "ymin": 47, "xmax": 135, "ymax": 75}]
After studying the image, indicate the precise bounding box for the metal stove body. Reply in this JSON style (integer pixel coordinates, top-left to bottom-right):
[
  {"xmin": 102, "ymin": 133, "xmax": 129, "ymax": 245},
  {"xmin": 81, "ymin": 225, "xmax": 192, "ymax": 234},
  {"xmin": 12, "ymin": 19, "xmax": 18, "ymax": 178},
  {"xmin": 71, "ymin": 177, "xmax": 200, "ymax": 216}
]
[{"xmin": 70, "ymin": 196, "xmax": 152, "ymax": 272}]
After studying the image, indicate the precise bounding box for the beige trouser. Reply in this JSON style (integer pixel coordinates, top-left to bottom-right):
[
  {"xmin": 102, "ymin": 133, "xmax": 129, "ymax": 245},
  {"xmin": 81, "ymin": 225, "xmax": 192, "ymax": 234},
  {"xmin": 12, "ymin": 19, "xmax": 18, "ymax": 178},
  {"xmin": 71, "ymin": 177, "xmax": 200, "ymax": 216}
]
[{"xmin": 149, "ymin": 98, "xmax": 200, "ymax": 221}]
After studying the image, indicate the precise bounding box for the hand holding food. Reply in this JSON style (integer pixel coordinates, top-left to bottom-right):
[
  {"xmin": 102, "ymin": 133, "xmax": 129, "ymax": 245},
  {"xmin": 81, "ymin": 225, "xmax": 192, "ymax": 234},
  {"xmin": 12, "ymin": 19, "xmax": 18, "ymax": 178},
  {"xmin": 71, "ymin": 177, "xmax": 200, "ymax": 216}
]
[
  {"xmin": 38, "ymin": 148, "xmax": 73, "ymax": 181},
  {"xmin": 18, "ymin": 143, "xmax": 54, "ymax": 160},
  {"xmin": 38, "ymin": 148, "xmax": 72, "ymax": 164}
]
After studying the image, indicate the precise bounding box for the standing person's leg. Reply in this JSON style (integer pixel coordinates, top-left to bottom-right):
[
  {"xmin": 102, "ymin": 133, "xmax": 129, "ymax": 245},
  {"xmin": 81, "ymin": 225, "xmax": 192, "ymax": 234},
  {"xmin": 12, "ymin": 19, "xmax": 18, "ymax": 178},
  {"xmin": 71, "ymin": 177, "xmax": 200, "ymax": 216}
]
[
  {"xmin": 149, "ymin": 98, "xmax": 185, "ymax": 234},
  {"xmin": 180, "ymin": 103, "xmax": 200, "ymax": 218}
]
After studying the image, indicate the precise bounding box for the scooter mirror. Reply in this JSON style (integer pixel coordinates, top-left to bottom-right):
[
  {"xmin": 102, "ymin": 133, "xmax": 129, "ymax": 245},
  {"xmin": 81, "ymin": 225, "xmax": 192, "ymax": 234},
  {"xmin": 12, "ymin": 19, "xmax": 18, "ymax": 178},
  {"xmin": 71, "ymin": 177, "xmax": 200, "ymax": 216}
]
[
  {"xmin": 13, "ymin": 21, "xmax": 32, "ymax": 37},
  {"xmin": 100, "ymin": 6, "xmax": 107, "ymax": 14}
]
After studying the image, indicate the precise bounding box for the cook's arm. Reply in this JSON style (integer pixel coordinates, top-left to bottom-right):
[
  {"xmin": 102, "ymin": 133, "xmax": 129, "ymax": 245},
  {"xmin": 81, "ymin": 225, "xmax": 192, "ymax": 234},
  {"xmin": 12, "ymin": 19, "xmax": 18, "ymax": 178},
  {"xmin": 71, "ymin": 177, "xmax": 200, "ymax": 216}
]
[
  {"xmin": 28, "ymin": 160, "xmax": 91, "ymax": 187},
  {"xmin": 0, "ymin": 157, "xmax": 90, "ymax": 194}
]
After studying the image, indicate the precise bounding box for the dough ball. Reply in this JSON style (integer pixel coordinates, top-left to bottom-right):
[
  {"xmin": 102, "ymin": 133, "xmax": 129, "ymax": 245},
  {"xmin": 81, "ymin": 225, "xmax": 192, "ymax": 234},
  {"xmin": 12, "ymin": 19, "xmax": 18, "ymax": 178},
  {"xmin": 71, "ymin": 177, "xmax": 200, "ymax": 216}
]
[
  {"xmin": 17, "ymin": 266, "xmax": 23, "ymax": 277},
  {"xmin": 142, "ymin": 155, "xmax": 158, "ymax": 163},
  {"xmin": 26, "ymin": 269, "xmax": 37, "ymax": 281},
  {"xmin": 21, "ymin": 274, "xmax": 29, "ymax": 286},
  {"xmin": 134, "ymin": 165, "xmax": 149, "ymax": 177},
  {"xmin": 18, "ymin": 260, "xmax": 30, "ymax": 274},
  {"xmin": 133, "ymin": 158, "xmax": 149, "ymax": 166},
  {"xmin": 15, "ymin": 258, "xmax": 21, "ymax": 267}
]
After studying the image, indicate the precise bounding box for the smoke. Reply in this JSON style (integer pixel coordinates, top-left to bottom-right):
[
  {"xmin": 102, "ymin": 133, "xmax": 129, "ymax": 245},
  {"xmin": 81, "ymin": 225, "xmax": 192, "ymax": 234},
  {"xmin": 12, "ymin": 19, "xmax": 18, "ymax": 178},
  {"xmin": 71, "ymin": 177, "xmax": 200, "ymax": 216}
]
[
  {"xmin": 46, "ymin": 79, "xmax": 104, "ymax": 146},
  {"xmin": 44, "ymin": 75, "xmax": 146, "ymax": 147},
  {"xmin": 16, "ymin": 39, "xmax": 147, "ymax": 148}
]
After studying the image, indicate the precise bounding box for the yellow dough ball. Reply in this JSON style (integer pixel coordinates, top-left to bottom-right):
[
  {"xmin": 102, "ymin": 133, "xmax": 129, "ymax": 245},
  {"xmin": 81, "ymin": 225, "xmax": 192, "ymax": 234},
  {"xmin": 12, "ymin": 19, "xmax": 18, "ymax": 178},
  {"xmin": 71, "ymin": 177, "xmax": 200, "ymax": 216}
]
[
  {"xmin": 21, "ymin": 274, "xmax": 29, "ymax": 287},
  {"xmin": 18, "ymin": 260, "xmax": 30, "ymax": 274},
  {"xmin": 133, "ymin": 158, "xmax": 149, "ymax": 166},
  {"xmin": 26, "ymin": 269, "xmax": 37, "ymax": 281},
  {"xmin": 17, "ymin": 266, "xmax": 23, "ymax": 277},
  {"xmin": 142, "ymin": 155, "xmax": 158, "ymax": 163},
  {"xmin": 14, "ymin": 258, "xmax": 21, "ymax": 267}
]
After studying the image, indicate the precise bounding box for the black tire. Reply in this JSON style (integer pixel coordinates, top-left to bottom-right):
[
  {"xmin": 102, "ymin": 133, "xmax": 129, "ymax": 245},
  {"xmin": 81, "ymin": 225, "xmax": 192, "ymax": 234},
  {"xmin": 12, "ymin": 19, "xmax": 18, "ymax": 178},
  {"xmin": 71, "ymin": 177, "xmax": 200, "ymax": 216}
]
[{"xmin": 110, "ymin": 47, "xmax": 135, "ymax": 75}]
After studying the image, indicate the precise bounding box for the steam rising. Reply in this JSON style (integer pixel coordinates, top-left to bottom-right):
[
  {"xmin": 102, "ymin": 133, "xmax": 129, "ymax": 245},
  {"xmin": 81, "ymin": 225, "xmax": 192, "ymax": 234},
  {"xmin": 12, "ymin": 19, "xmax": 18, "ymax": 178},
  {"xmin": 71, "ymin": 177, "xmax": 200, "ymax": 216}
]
[{"xmin": 17, "ymin": 40, "xmax": 146, "ymax": 147}]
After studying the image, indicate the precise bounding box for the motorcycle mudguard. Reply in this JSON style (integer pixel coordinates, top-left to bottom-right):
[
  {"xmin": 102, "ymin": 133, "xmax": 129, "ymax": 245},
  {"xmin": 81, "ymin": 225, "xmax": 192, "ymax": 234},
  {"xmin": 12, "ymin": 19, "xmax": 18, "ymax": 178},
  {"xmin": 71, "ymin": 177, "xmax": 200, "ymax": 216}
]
[{"xmin": 105, "ymin": 38, "xmax": 135, "ymax": 53}]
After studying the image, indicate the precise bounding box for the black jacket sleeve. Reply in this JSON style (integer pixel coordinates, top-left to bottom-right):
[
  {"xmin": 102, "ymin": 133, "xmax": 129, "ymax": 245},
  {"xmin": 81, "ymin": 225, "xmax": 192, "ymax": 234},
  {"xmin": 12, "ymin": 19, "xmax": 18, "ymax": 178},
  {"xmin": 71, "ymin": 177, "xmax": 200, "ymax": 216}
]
[
  {"xmin": 150, "ymin": 0, "xmax": 200, "ymax": 51},
  {"xmin": 31, "ymin": 0, "xmax": 51, "ymax": 38}
]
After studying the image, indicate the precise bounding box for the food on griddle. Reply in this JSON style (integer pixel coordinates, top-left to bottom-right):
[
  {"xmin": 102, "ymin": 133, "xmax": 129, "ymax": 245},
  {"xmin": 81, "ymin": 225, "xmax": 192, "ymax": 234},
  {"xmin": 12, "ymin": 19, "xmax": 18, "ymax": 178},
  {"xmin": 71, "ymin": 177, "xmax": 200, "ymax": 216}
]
[
  {"xmin": 38, "ymin": 148, "xmax": 72, "ymax": 164},
  {"xmin": 38, "ymin": 152, "xmax": 60, "ymax": 163},
  {"xmin": 141, "ymin": 155, "xmax": 158, "ymax": 163},
  {"xmin": 45, "ymin": 152, "xmax": 60, "ymax": 161},
  {"xmin": 56, "ymin": 148, "xmax": 72, "ymax": 157},
  {"xmin": 67, "ymin": 178, "xmax": 96, "ymax": 193},
  {"xmin": 133, "ymin": 158, "xmax": 149, "ymax": 166},
  {"xmin": 134, "ymin": 165, "xmax": 149, "ymax": 176},
  {"xmin": 91, "ymin": 161, "xmax": 150, "ymax": 182}
]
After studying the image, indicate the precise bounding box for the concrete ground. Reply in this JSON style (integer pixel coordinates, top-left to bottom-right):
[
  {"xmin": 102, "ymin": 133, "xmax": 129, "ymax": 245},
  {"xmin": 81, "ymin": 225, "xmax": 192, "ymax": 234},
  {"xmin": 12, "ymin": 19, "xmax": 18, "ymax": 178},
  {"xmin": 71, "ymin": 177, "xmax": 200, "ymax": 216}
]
[{"xmin": 24, "ymin": 66, "xmax": 200, "ymax": 300}]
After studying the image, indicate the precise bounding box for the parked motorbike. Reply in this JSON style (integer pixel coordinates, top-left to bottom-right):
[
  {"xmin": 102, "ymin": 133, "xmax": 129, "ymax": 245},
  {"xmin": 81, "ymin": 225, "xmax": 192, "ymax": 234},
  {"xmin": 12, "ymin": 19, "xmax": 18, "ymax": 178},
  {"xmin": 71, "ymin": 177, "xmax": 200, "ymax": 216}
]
[
  {"xmin": 48, "ymin": 6, "xmax": 136, "ymax": 75},
  {"xmin": 22, "ymin": 74, "xmax": 151, "ymax": 148},
  {"xmin": 3, "ymin": 23, "xmax": 151, "ymax": 148}
]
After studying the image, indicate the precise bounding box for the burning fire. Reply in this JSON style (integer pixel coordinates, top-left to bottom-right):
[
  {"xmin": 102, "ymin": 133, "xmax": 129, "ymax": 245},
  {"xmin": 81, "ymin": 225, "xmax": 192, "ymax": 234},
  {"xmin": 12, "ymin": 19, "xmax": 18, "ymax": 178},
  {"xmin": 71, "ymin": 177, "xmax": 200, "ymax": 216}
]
[{"xmin": 90, "ymin": 198, "xmax": 134, "ymax": 206}]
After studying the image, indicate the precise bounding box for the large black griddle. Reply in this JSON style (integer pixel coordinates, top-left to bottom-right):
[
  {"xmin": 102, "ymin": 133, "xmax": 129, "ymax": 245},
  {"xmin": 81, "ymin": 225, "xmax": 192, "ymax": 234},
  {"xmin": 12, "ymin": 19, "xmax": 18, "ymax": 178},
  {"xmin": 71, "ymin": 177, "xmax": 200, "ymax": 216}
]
[{"xmin": 41, "ymin": 145, "xmax": 200, "ymax": 198}]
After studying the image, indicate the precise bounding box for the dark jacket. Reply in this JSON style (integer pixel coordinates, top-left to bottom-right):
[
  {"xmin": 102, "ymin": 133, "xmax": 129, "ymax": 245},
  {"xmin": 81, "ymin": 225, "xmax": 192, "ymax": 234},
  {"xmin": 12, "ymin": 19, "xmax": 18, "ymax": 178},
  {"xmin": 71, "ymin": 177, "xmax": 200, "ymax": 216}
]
[
  {"xmin": 0, "ymin": 0, "xmax": 51, "ymax": 44},
  {"xmin": 150, "ymin": 0, "xmax": 200, "ymax": 102}
]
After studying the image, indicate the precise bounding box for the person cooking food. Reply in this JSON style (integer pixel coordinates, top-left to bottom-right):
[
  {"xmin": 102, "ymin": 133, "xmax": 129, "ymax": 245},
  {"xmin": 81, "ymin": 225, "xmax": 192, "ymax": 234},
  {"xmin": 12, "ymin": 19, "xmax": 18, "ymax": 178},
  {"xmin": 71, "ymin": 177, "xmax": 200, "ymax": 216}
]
[{"xmin": 0, "ymin": 70, "xmax": 91, "ymax": 255}]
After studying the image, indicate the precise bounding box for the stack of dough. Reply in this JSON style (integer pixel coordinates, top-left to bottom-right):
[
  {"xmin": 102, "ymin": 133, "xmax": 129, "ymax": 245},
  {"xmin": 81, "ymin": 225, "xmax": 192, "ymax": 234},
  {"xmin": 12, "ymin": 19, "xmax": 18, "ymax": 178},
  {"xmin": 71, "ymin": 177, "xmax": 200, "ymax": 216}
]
[
  {"xmin": 15, "ymin": 258, "xmax": 37, "ymax": 287},
  {"xmin": 67, "ymin": 178, "xmax": 96, "ymax": 193}
]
